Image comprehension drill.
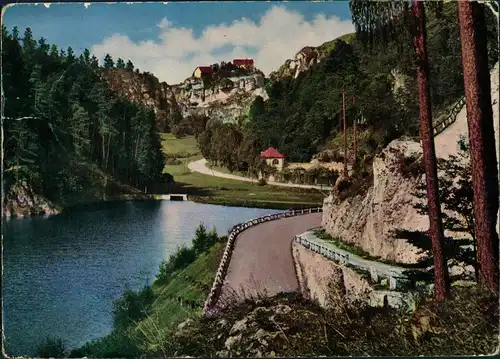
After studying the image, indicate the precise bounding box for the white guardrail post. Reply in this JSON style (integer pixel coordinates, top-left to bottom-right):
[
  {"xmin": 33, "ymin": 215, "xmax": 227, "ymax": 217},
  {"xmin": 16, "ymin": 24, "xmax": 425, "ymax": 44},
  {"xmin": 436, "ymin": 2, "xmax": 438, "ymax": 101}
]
[{"xmin": 204, "ymin": 206, "xmax": 323, "ymax": 315}]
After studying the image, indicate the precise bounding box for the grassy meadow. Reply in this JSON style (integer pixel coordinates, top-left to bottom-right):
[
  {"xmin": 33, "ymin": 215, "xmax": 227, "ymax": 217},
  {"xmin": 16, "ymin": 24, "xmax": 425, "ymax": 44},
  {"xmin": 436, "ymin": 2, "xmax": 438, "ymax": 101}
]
[{"xmin": 160, "ymin": 133, "xmax": 325, "ymax": 209}]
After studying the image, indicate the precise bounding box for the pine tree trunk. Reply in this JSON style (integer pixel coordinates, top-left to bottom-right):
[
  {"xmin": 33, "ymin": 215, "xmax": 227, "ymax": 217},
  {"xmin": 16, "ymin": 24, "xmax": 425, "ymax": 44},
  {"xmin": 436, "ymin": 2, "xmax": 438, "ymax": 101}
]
[
  {"xmin": 101, "ymin": 135, "xmax": 105, "ymax": 168},
  {"xmin": 412, "ymin": 0, "xmax": 449, "ymax": 302},
  {"xmin": 135, "ymin": 133, "xmax": 141, "ymax": 159},
  {"xmin": 457, "ymin": 1, "xmax": 499, "ymax": 293},
  {"xmin": 105, "ymin": 133, "xmax": 111, "ymax": 170}
]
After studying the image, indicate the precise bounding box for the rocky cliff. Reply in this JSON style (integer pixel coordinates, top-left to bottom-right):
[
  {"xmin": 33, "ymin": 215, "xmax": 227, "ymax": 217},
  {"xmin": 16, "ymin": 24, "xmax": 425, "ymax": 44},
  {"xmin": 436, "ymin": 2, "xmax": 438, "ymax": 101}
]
[
  {"xmin": 102, "ymin": 66, "xmax": 268, "ymax": 127},
  {"xmin": 269, "ymin": 33, "xmax": 356, "ymax": 82},
  {"xmin": 172, "ymin": 72, "xmax": 268, "ymax": 124},
  {"xmin": 101, "ymin": 69, "xmax": 182, "ymax": 132},
  {"xmin": 321, "ymin": 62, "xmax": 500, "ymax": 265}
]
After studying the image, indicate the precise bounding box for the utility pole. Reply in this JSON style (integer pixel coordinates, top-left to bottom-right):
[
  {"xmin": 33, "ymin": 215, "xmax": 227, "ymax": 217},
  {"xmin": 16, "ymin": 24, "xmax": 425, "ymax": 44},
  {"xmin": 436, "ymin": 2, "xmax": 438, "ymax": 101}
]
[{"xmin": 342, "ymin": 88, "xmax": 348, "ymax": 178}]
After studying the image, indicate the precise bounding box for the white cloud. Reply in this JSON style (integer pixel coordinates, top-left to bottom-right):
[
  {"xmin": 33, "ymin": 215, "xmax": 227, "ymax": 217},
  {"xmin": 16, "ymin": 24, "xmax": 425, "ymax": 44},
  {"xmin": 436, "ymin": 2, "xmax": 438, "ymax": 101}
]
[
  {"xmin": 156, "ymin": 17, "xmax": 172, "ymax": 29},
  {"xmin": 91, "ymin": 5, "xmax": 354, "ymax": 84}
]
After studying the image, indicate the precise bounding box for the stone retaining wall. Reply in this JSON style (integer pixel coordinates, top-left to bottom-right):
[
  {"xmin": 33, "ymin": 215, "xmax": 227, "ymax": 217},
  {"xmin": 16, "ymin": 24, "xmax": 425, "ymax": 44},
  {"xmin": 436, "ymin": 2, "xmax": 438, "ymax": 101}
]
[
  {"xmin": 203, "ymin": 207, "xmax": 323, "ymax": 316},
  {"xmin": 294, "ymin": 230, "xmax": 419, "ymax": 289},
  {"xmin": 293, "ymin": 230, "xmax": 423, "ymax": 311}
]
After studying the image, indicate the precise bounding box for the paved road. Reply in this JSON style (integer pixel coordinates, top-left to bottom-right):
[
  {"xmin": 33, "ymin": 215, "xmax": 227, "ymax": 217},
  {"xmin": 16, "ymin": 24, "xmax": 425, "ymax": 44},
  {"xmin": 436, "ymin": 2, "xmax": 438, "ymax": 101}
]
[
  {"xmin": 188, "ymin": 158, "xmax": 333, "ymax": 191},
  {"xmin": 213, "ymin": 212, "xmax": 322, "ymax": 311}
]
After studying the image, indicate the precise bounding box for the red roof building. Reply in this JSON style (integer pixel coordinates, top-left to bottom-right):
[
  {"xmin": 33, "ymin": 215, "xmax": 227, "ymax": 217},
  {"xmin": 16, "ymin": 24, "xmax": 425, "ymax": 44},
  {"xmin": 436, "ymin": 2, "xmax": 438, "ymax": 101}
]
[
  {"xmin": 193, "ymin": 66, "xmax": 214, "ymax": 78},
  {"xmin": 198, "ymin": 66, "xmax": 214, "ymax": 73},
  {"xmin": 233, "ymin": 59, "xmax": 254, "ymax": 67},
  {"xmin": 259, "ymin": 147, "xmax": 286, "ymax": 159}
]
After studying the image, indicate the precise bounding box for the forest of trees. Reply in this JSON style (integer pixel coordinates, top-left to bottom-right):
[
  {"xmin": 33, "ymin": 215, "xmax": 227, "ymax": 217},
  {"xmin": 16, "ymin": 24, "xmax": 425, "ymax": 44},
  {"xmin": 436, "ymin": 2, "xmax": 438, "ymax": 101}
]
[{"xmin": 2, "ymin": 26, "xmax": 166, "ymax": 207}]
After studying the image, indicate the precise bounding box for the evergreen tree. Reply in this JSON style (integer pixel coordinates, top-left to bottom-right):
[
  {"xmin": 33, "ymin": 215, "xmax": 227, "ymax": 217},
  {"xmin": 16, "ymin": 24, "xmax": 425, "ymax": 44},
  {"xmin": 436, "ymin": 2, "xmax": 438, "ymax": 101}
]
[
  {"xmin": 90, "ymin": 55, "xmax": 99, "ymax": 70},
  {"xmin": 457, "ymin": 1, "xmax": 499, "ymax": 293},
  {"xmin": 2, "ymin": 26, "xmax": 168, "ymax": 207},
  {"xmin": 104, "ymin": 53, "xmax": 114, "ymax": 68},
  {"xmin": 79, "ymin": 48, "xmax": 90, "ymax": 66},
  {"xmin": 125, "ymin": 60, "xmax": 134, "ymax": 71},
  {"xmin": 349, "ymin": 0, "xmax": 450, "ymax": 302},
  {"xmin": 116, "ymin": 58, "xmax": 125, "ymax": 69},
  {"xmin": 49, "ymin": 44, "xmax": 59, "ymax": 59},
  {"xmin": 66, "ymin": 46, "xmax": 75, "ymax": 65},
  {"xmin": 11, "ymin": 25, "xmax": 19, "ymax": 41}
]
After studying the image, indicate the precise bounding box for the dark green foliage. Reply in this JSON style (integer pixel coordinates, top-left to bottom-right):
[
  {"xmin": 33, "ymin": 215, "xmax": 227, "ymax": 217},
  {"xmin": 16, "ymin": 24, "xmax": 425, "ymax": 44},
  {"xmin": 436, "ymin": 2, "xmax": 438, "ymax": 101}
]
[
  {"xmin": 72, "ymin": 225, "xmax": 223, "ymax": 357},
  {"xmin": 192, "ymin": 223, "xmax": 219, "ymax": 255},
  {"xmin": 156, "ymin": 223, "xmax": 220, "ymax": 283},
  {"xmin": 125, "ymin": 60, "xmax": 134, "ymax": 72},
  {"xmin": 68, "ymin": 329, "xmax": 140, "ymax": 358},
  {"xmin": 194, "ymin": 4, "xmax": 498, "ymax": 170},
  {"xmin": 194, "ymin": 2, "xmax": 496, "ymax": 172},
  {"xmin": 69, "ymin": 285, "xmax": 154, "ymax": 358},
  {"xmin": 2, "ymin": 26, "xmax": 165, "ymax": 207},
  {"xmin": 171, "ymin": 113, "xmax": 208, "ymax": 138},
  {"xmin": 197, "ymin": 120, "xmax": 254, "ymax": 173},
  {"xmin": 394, "ymin": 138, "xmax": 478, "ymax": 280},
  {"xmin": 36, "ymin": 337, "xmax": 66, "ymax": 358},
  {"xmin": 103, "ymin": 53, "xmax": 114, "ymax": 68},
  {"xmin": 115, "ymin": 58, "xmax": 125, "ymax": 69},
  {"xmin": 113, "ymin": 285, "xmax": 155, "ymax": 331}
]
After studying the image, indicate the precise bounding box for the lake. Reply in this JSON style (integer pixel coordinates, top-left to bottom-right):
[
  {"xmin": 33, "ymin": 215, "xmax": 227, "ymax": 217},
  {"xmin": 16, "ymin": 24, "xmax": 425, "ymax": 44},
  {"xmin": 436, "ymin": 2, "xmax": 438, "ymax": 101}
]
[{"xmin": 2, "ymin": 200, "xmax": 282, "ymax": 356}]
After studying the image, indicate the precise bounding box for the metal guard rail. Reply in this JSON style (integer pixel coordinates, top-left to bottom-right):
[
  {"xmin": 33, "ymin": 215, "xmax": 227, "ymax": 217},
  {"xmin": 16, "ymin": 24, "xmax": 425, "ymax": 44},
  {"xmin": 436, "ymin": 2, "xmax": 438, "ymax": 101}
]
[
  {"xmin": 432, "ymin": 97, "xmax": 466, "ymax": 137},
  {"xmin": 203, "ymin": 206, "xmax": 323, "ymax": 316}
]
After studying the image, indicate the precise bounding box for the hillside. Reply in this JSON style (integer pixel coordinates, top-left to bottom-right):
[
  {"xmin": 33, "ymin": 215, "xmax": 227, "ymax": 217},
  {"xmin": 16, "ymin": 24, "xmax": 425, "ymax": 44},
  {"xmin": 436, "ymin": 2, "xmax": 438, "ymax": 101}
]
[
  {"xmin": 101, "ymin": 68, "xmax": 183, "ymax": 132},
  {"xmin": 269, "ymin": 32, "xmax": 356, "ymax": 82},
  {"xmin": 194, "ymin": 1, "xmax": 498, "ymax": 176},
  {"xmin": 102, "ymin": 60, "xmax": 269, "ymax": 134},
  {"xmin": 1, "ymin": 27, "xmax": 166, "ymax": 216},
  {"xmin": 170, "ymin": 61, "xmax": 268, "ymax": 126}
]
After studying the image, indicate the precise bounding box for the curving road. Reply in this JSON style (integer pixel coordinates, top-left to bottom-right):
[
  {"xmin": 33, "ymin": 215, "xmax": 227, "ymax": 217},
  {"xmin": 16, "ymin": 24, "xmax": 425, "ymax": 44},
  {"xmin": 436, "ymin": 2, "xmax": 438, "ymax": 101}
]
[
  {"xmin": 212, "ymin": 212, "xmax": 322, "ymax": 311},
  {"xmin": 188, "ymin": 158, "xmax": 333, "ymax": 191}
]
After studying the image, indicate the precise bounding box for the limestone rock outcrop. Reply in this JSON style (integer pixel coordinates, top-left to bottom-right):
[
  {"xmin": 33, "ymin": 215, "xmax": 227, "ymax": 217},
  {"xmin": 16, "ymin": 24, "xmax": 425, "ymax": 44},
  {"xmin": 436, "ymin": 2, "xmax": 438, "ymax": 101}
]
[
  {"xmin": 3, "ymin": 180, "xmax": 59, "ymax": 218},
  {"xmin": 321, "ymin": 62, "xmax": 500, "ymax": 264},
  {"xmin": 101, "ymin": 69, "xmax": 182, "ymax": 132},
  {"xmin": 172, "ymin": 73, "xmax": 267, "ymax": 124}
]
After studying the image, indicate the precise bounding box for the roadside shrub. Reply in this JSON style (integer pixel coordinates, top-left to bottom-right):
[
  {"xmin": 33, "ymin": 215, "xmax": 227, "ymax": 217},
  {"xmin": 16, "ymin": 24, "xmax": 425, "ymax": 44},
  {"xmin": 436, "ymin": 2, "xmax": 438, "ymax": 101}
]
[
  {"xmin": 257, "ymin": 178, "xmax": 267, "ymax": 186},
  {"xmin": 113, "ymin": 285, "xmax": 155, "ymax": 331},
  {"xmin": 192, "ymin": 223, "xmax": 219, "ymax": 255},
  {"xmin": 156, "ymin": 223, "xmax": 220, "ymax": 283},
  {"xmin": 156, "ymin": 246, "xmax": 197, "ymax": 284},
  {"xmin": 37, "ymin": 337, "xmax": 66, "ymax": 358},
  {"xmin": 69, "ymin": 329, "xmax": 140, "ymax": 358}
]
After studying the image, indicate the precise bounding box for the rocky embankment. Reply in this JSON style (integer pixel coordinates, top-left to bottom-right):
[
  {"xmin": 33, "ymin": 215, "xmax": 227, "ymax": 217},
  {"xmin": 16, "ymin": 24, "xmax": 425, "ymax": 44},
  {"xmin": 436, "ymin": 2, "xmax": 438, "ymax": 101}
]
[{"xmin": 3, "ymin": 181, "xmax": 59, "ymax": 218}]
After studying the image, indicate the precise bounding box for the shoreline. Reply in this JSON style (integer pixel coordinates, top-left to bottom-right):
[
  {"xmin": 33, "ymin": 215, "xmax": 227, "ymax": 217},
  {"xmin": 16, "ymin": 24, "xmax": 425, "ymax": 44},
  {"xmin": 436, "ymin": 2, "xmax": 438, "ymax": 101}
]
[{"xmin": 3, "ymin": 192, "xmax": 324, "ymax": 219}]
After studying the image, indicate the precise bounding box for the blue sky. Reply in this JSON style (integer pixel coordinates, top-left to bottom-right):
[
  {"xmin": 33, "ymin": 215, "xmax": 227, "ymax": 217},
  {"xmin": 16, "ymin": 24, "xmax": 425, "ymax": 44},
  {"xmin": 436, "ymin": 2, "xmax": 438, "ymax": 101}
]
[{"xmin": 3, "ymin": 1, "xmax": 354, "ymax": 83}]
